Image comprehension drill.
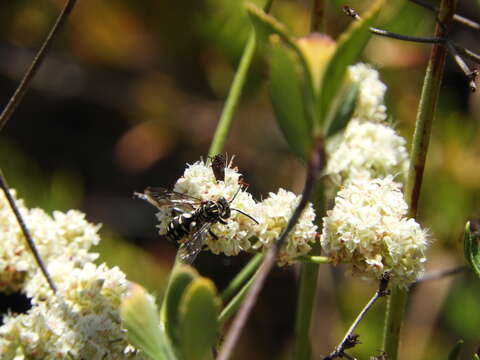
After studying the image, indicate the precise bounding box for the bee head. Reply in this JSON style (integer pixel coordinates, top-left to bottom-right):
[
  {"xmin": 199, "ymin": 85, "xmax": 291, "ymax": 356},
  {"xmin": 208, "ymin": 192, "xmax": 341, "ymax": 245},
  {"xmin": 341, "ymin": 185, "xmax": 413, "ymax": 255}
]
[{"xmin": 217, "ymin": 197, "xmax": 231, "ymax": 219}]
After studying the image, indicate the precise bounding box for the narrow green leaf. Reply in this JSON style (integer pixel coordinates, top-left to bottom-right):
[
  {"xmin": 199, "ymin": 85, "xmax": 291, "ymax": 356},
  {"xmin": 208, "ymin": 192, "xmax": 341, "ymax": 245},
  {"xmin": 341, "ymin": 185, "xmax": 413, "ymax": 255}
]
[
  {"xmin": 325, "ymin": 82, "xmax": 359, "ymax": 137},
  {"xmin": 121, "ymin": 283, "xmax": 177, "ymax": 360},
  {"xmin": 317, "ymin": 0, "xmax": 385, "ymax": 131},
  {"xmin": 464, "ymin": 220, "xmax": 480, "ymax": 278},
  {"xmin": 178, "ymin": 278, "xmax": 221, "ymax": 360},
  {"xmin": 245, "ymin": 3, "xmax": 296, "ymax": 50},
  {"xmin": 162, "ymin": 265, "xmax": 198, "ymax": 345},
  {"xmin": 448, "ymin": 340, "xmax": 464, "ymax": 360},
  {"xmin": 246, "ymin": 3, "xmax": 316, "ymax": 104},
  {"xmin": 269, "ymin": 40, "xmax": 312, "ymax": 159},
  {"xmin": 473, "ymin": 354, "xmax": 480, "ymax": 360}
]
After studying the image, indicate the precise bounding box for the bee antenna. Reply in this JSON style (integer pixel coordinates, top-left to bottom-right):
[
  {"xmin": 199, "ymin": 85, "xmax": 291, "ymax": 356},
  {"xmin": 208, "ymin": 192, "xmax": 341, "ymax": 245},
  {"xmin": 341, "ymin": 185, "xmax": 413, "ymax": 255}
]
[
  {"xmin": 231, "ymin": 208, "xmax": 259, "ymax": 224},
  {"xmin": 229, "ymin": 186, "xmax": 243, "ymax": 203}
]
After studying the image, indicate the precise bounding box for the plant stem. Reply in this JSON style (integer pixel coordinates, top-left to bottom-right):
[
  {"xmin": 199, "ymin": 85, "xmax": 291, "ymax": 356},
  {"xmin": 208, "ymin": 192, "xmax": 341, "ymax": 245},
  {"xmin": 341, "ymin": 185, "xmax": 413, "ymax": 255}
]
[
  {"xmin": 382, "ymin": 1, "xmax": 457, "ymax": 359},
  {"xmin": 326, "ymin": 274, "xmax": 390, "ymax": 359},
  {"xmin": 294, "ymin": 252, "xmax": 320, "ymax": 360},
  {"xmin": 0, "ymin": 0, "xmax": 77, "ymax": 132},
  {"xmin": 217, "ymin": 137, "xmax": 326, "ymax": 360},
  {"xmin": 219, "ymin": 267, "xmax": 259, "ymax": 325},
  {"xmin": 208, "ymin": 0, "xmax": 274, "ymax": 157},
  {"xmin": 293, "ymin": 181, "xmax": 326, "ymax": 360},
  {"xmin": 221, "ymin": 253, "xmax": 263, "ymax": 302},
  {"xmin": 300, "ymin": 255, "xmax": 331, "ymax": 264},
  {"xmin": 311, "ymin": 0, "xmax": 325, "ymax": 33}
]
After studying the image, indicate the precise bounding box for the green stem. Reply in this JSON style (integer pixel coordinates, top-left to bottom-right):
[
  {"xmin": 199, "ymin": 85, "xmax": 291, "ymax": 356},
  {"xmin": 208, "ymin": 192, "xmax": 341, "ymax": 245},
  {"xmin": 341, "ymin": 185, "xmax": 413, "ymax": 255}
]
[
  {"xmin": 293, "ymin": 183, "xmax": 326, "ymax": 360},
  {"xmin": 299, "ymin": 255, "xmax": 330, "ymax": 264},
  {"xmin": 208, "ymin": 0, "xmax": 274, "ymax": 157},
  {"xmin": 310, "ymin": 0, "xmax": 325, "ymax": 33},
  {"xmin": 382, "ymin": 1, "xmax": 457, "ymax": 359},
  {"xmin": 219, "ymin": 268, "xmax": 258, "ymax": 325},
  {"xmin": 221, "ymin": 253, "xmax": 263, "ymax": 302},
  {"xmin": 293, "ymin": 259, "xmax": 320, "ymax": 360}
]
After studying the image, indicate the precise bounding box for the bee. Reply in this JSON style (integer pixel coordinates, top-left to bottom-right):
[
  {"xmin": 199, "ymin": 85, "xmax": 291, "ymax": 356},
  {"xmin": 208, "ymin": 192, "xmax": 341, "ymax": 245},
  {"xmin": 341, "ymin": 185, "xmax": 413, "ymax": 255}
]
[
  {"xmin": 211, "ymin": 153, "xmax": 226, "ymax": 182},
  {"xmin": 134, "ymin": 157, "xmax": 258, "ymax": 264}
]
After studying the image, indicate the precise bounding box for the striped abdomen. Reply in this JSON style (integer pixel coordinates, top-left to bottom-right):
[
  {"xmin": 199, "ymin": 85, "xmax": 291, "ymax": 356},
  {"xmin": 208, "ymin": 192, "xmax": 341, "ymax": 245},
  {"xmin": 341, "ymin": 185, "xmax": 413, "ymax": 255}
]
[{"xmin": 166, "ymin": 212, "xmax": 197, "ymax": 242}]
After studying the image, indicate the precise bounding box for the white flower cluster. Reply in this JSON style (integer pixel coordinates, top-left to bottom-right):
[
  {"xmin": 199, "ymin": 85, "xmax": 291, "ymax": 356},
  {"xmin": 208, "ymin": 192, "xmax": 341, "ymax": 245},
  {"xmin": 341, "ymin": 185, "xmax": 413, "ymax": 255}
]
[
  {"xmin": 155, "ymin": 159, "xmax": 317, "ymax": 265},
  {"xmin": 326, "ymin": 119, "xmax": 409, "ymax": 185},
  {"xmin": 0, "ymin": 191, "xmax": 142, "ymax": 359},
  {"xmin": 0, "ymin": 191, "xmax": 100, "ymax": 295},
  {"xmin": 320, "ymin": 176, "xmax": 428, "ymax": 287},
  {"xmin": 327, "ymin": 63, "xmax": 410, "ymax": 186},
  {"xmin": 347, "ymin": 63, "xmax": 387, "ymax": 122}
]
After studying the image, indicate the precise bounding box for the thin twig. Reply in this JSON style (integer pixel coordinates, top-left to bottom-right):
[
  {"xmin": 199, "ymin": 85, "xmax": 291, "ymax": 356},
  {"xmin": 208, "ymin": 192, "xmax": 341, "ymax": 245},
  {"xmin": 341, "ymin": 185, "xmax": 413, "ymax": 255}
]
[
  {"xmin": 369, "ymin": 27, "xmax": 443, "ymax": 44},
  {"xmin": 0, "ymin": 170, "xmax": 57, "ymax": 293},
  {"xmin": 324, "ymin": 273, "xmax": 390, "ymax": 360},
  {"xmin": 343, "ymin": 2, "xmax": 479, "ymax": 91},
  {"xmin": 408, "ymin": 0, "xmax": 480, "ymax": 31},
  {"xmin": 410, "ymin": 265, "xmax": 469, "ymax": 290},
  {"xmin": 216, "ymin": 137, "xmax": 326, "ymax": 360},
  {"xmin": 453, "ymin": 44, "xmax": 480, "ymax": 65},
  {"xmin": 0, "ymin": 0, "xmax": 77, "ymax": 132},
  {"xmin": 343, "ymin": 6, "xmax": 443, "ymax": 44},
  {"xmin": 446, "ymin": 41, "xmax": 478, "ymax": 92}
]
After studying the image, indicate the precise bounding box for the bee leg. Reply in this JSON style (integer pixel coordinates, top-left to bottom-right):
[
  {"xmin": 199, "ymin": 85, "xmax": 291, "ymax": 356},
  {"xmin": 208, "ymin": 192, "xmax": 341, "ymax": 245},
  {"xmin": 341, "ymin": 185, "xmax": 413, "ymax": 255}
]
[
  {"xmin": 208, "ymin": 229, "xmax": 219, "ymax": 240},
  {"xmin": 171, "ymin": 207, "xmax": 185, "ymax": 216}
]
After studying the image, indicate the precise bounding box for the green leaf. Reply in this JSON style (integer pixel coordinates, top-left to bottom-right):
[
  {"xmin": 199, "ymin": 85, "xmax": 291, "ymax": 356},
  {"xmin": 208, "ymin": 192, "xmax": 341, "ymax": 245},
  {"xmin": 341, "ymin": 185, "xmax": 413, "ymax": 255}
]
[
  {"xmin": 245, "ymin": 3, "xmax": 296, "ymax": 50},
  {"xmin": 269, "ymin": 39, "xmax": 313, "ymax": 159},
  {"xmin": 178, "ymin": 278, "xmax": 221, "ymax": 360},
  {"xmin": 246, "ymin": 3, "xmax": 315, "ymax": 102},
  {"xmin": 448, "ymin": 340, "xmax": 464, "ymax": 360},
  {"xmin": 121, "ymin": 283, "xmax": 177, "ymax": 360},
  {"xmin": 473, "ymin": 354, "xmax": 480, "ymax": 360},
  {"xmin": 161, "ymin": 265, "xmax": 199, "ymax": 345},
  {"xmin": 317, "ymin": 0, "xmax": 385, "ymax": 132},
  {"xmin": 325, "ymin": 82, "xmax": 359, "ymax": 137},
  {"xmin": 463, "ymin": 220, "xmax": 480, "ymax": 278}
]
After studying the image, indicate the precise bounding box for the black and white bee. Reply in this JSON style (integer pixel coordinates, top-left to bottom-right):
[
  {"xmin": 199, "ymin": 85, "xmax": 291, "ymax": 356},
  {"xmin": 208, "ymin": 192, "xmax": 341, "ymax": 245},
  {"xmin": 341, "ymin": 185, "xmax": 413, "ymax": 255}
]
[{"xmin": 134, "ymin": 155, "xmax": 258, "ymax": 264}]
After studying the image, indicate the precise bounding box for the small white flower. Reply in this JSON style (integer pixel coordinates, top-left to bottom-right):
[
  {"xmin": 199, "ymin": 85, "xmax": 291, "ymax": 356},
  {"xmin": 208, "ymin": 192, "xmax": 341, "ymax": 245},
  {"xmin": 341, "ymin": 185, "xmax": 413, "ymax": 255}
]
[
  {"xmin": 320, "ymin": 176, "xmax": 428, "ymax": 287},
  {"xmin": 326, "ymin": 119, "xmax": 410, "ymax": 185},
  {"xmin": 154, "ymin": 159, "xmax": 318, "ymax": 264},
  {"xmin": 253, "ymin": 189, "xmax": 317, "ymax": 265},
  {"xmin": 0, "ymin": 262, "xmax": 143, "ymax": 360},
  {"xmin": 0, "ymin": 191, "xmax": 100, "ymax": 294},
  {"xmin": 347, "ymin": 63, "xmax": 387, "ymax": 122},
  {"xmin": 157, "ymin": 159, "xmax": 258, "ymax": 256}
]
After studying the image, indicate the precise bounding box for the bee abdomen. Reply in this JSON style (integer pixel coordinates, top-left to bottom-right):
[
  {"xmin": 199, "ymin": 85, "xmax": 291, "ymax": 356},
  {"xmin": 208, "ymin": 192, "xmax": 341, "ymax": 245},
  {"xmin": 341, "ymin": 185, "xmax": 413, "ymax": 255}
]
[{"xmin": 166, "ymin": 213, "xmax": 195, "ymax": 242}]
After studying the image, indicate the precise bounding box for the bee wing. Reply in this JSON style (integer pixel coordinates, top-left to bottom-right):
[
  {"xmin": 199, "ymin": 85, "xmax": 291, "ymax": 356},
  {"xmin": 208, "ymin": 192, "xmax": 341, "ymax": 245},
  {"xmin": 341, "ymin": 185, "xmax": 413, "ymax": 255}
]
[
  {"xmin": 177, "ymin": 223, "xmax": 210, "ymax": 264},
  {"xmin": 134, "ymin": 186, "xmax": 200, "ymax": 210},
  {"xmin": 211, "ymin": 154, "xmax": 226, "ymax": 182}
]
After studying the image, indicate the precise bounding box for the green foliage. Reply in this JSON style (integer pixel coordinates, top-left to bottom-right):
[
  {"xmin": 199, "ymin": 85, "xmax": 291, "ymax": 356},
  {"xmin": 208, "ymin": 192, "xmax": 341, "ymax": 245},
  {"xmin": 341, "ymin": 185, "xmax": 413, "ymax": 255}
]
[
  {"xmin": 247, "ymin": 0, "xmax": 384, "ymax": 159},
  {"xmin": 447, "ymin": 340, "xmax": 463, "ymax": 360},
  {"xmin": 121, "ymin": 283, "xmax": 176, "ymax": 360},
  {"xmin": 463, "ymin": 221, "xmax": 480, "ymax": 278},
  {"xmin": 178, "ymin": 278, "xmax": 221, "ymax": 360},
  {"xmin": 121, "ymin": 266, "xmax": 221, "ymax": 360},
  {"xmin": 269, "ymin": 40, "xmax": 313, "ymax": 159},
  {"xmin": 318, "ymin": 0, "xmax": 384, "ymax": 133},
  {"xmin": 324, "ymin": 83, "xmax": 359, "ymax": 138},
  {"xmin": 162, "ymin": 265, "xmax": 198, "ymax": 344}
]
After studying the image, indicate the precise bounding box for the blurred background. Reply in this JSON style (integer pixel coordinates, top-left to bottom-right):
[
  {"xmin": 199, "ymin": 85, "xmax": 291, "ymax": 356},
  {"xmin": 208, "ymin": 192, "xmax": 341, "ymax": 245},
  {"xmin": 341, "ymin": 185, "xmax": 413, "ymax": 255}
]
[{"xmin": 0, "ymin": 0, "xmax": 479, "ymax": 358}]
